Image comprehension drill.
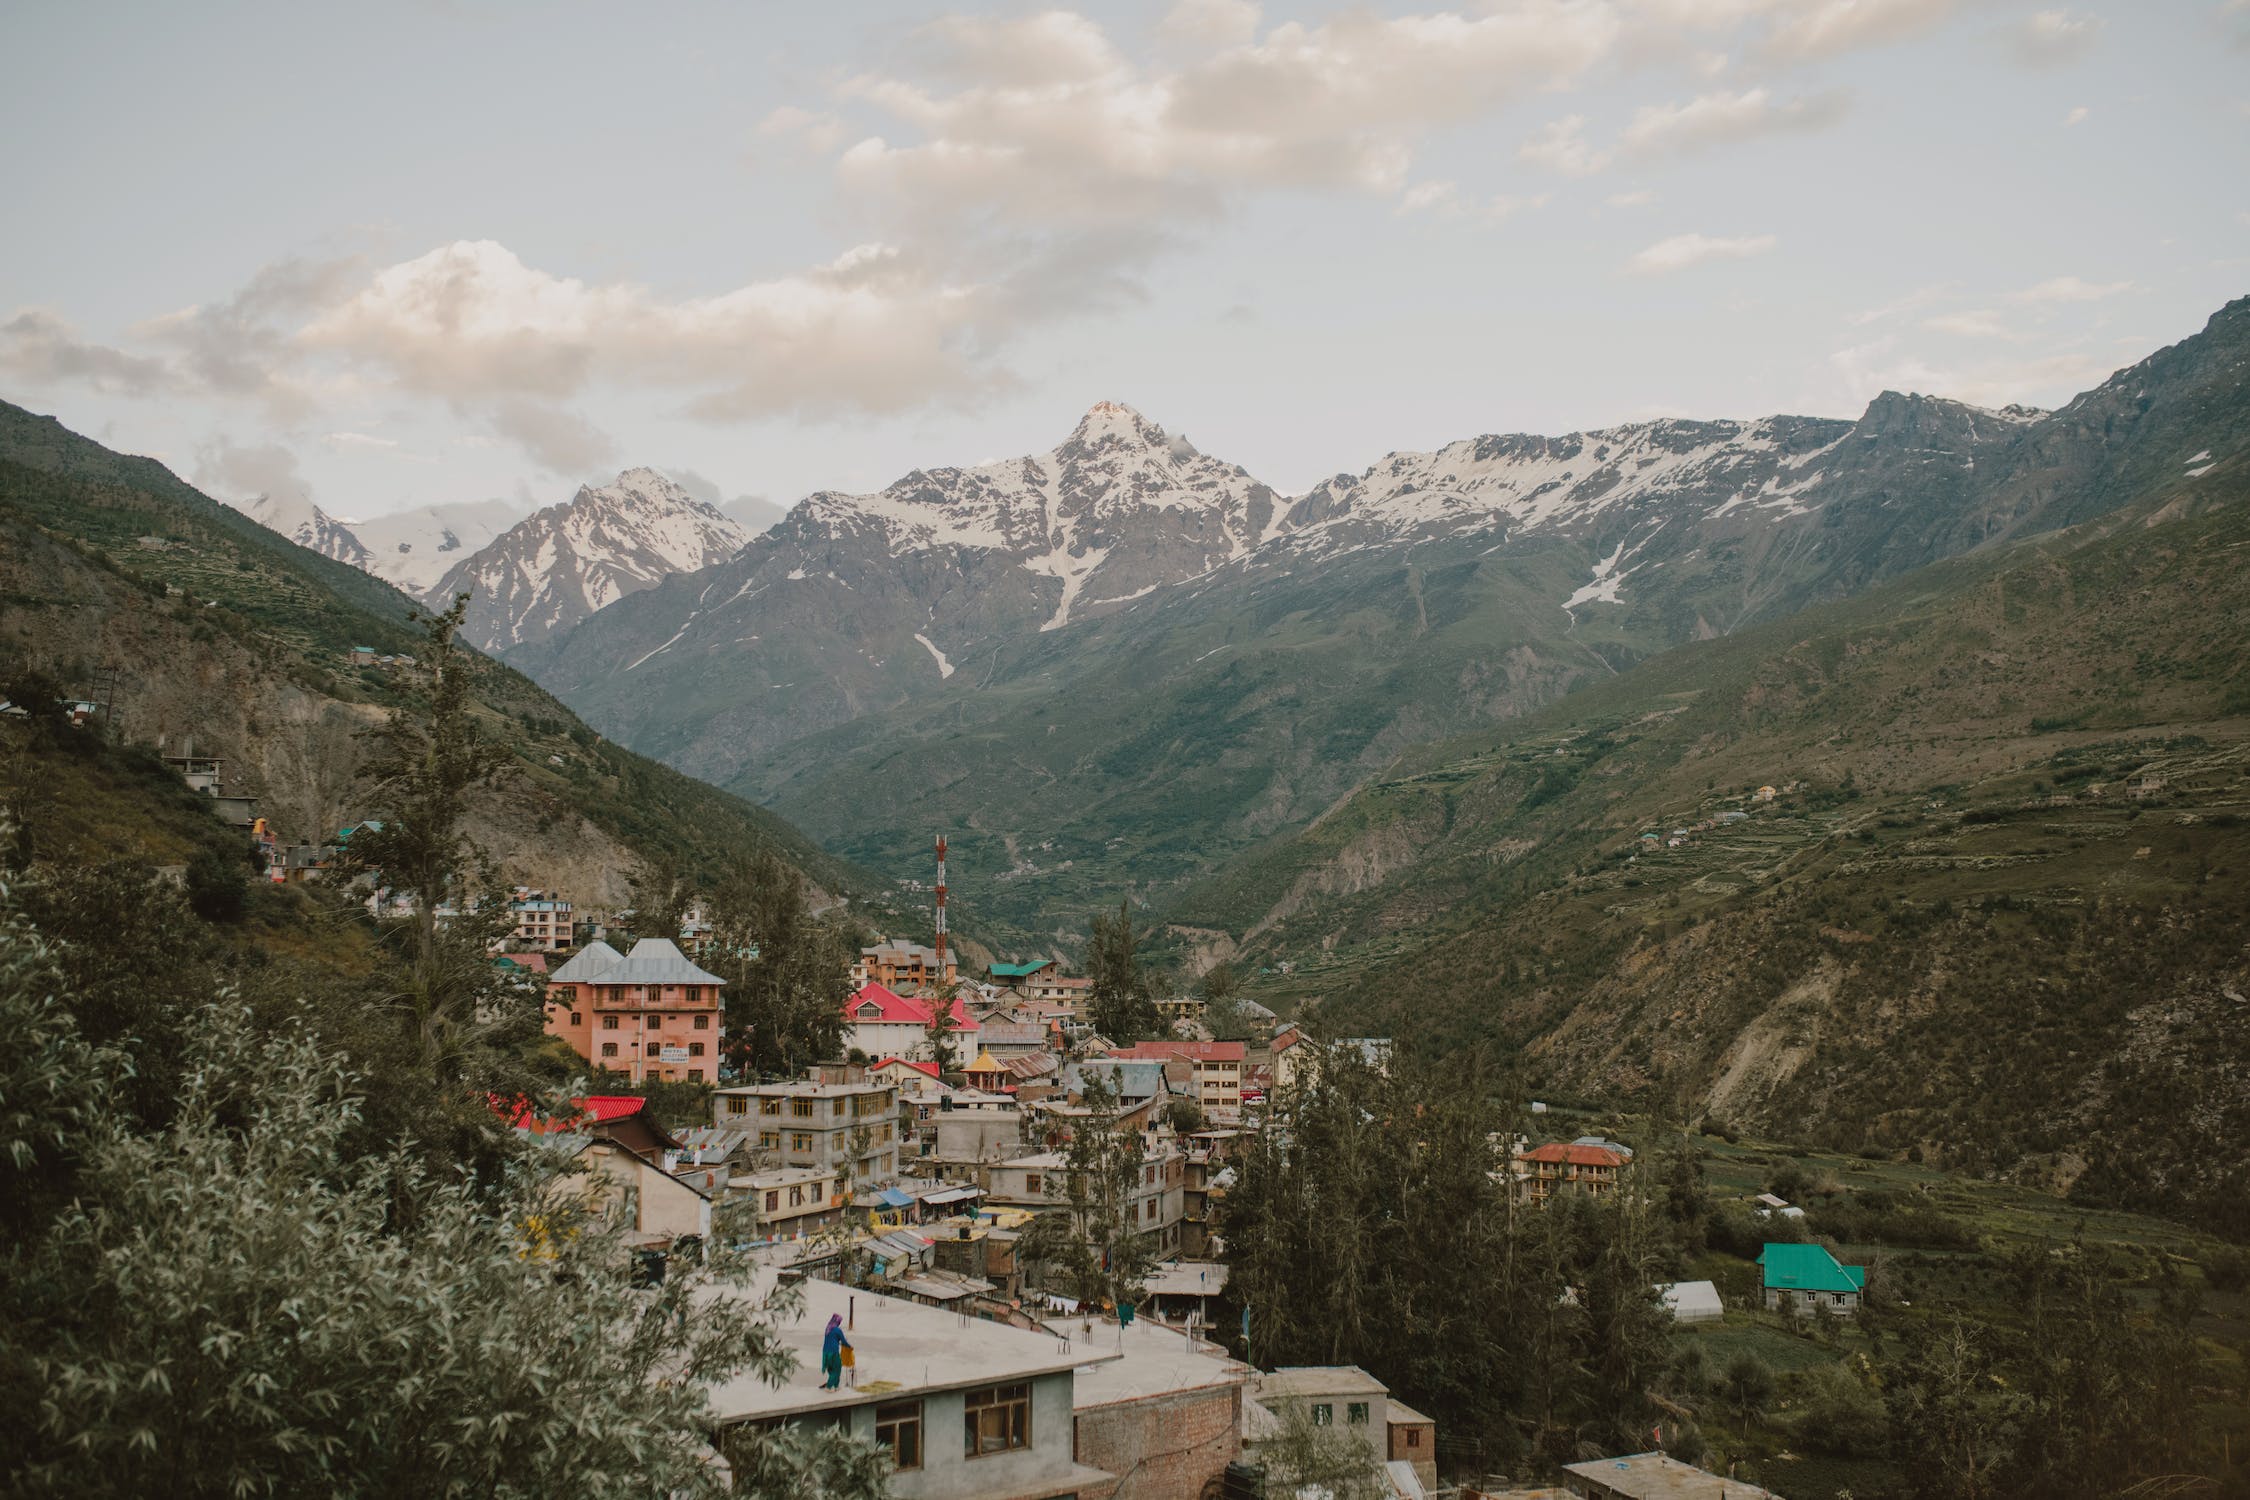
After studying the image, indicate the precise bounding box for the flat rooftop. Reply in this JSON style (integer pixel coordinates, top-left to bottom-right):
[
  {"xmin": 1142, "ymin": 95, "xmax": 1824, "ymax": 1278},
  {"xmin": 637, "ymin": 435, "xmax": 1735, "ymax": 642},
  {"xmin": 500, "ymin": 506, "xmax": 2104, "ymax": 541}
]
[
  {"xmin": 1062, "ymin": 1316, "xmax": 1246, "ymax": 1409},
  {"xmin": 714, "ymin": 1080, "xmax": 892, "ymax": 1097},
  {"xmin": 1561, "ymin": 1453, "xmax": 1782, "ymax": 1500},
  {"xmin": 704, "ymin": 1273, "xmax": 1113, "ymax": 1424},
  {"xmin": 1143, "ymin": 1260, "xmax": 1229, "ymax": 1298},
  {"xmin": 1253, "ymin": 1365, "xmax": 1389, "ymax": 1400}
]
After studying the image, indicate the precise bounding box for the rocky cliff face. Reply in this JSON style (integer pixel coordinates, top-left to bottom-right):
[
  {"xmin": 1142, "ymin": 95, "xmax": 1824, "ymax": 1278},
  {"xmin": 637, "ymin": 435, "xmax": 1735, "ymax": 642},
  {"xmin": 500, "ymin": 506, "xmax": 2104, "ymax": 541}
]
[{"xmin": 434, "ymin": 468, "xmax": 748, "ymax": 654}]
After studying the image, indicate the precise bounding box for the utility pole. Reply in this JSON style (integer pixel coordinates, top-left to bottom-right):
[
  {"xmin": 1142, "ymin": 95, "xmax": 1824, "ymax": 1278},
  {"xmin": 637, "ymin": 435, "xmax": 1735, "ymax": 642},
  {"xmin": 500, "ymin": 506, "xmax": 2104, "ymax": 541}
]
[{"xmin": 933, "ymin": 834, "xmax": 948, "ymax": 992}]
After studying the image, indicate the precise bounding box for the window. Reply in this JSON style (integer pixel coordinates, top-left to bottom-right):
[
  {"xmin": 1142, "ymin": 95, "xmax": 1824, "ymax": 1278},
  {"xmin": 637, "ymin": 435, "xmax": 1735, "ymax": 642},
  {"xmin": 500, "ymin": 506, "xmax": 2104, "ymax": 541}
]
[
  {"xmin": 647, "ymin": 1014, "xmax": 662, "ymax": 1028},
  {"xmin": 1348, "ymin": 1402, "xmax": 1369, "ymax": 1426},
  {"xmin": 764, "ymin": 1191, "xmax": 779, "ymax": 1212},
  {"xmin": 601, "ymin": 1043, "xmax": 618, "ymax": 1058},
  {"xmin": 694, "ymin": 1014, "xmax": 710, "ymax": 1029},
  {"xmin": 791, "ymin": 1098, "xmax": 815, "ymax": 1119},
  {"xmin": 1145, "ymin": 1199, "xmax": 1157, "ymax": 1221},
  {"xmin": 1025, "ymin": 1173, "xmax": 1042, "ymax": 1195},
  {"xmin": 1311, "ymin": 1404, "xmax": 1333, "ymax": 1427},
  {"xmin": 726, "ymin": 1097, "xmax": 748, "ymax": 1117},
  {"xmin": 759, "ymin": 1131, "xmax": 779, "ymax": 1149},
  {"xmin": 791, "ymin": 1133, "xmax": 813, "ymax": 1152},
  {"xmin": 1405, "ymin": 1429, "xmax": 1420, "ymax": 1449},
  {"xmin": 876, "ymin": 1400, "xmax": 923, "ymax": 1471},
  {"xmin": 646, "ymin": 1043, "xmax": 662, "ymax": 1057},
  {"xmin": 963, "ymin": 1382, "xmax": 1032, "ymax": 1457},
  {"xmin": 833, "ymin": 1098, "xmax": 848, "ymax": 1117},
  {"xmin": 760, "ymin": 1099, "xmax": 781, "ymax": 1116},
  {"xmin": 569, "ymin": 1011, "xmax": 582, "ymax": 1026},
  {"xmin": 602, "ymin": 1016, "xmax": 620, "ymax": 1031},
  {"xmin": 689, "ymin": 1043, "xmax": 705, "ymax": 1057},
  {"xmin": 789, "ymin": 1186, "xmax": 803, "ymax": 1207}
]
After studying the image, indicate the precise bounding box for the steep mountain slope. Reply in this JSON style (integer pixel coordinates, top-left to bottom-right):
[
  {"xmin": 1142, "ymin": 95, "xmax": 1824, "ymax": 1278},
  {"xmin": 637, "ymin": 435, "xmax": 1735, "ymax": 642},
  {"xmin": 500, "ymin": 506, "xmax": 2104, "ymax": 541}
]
[
  {"xmin": 526, "ymin": 300, "xmax": 2250, "ymax": 941},
  {"xmin": 0, "ymin": 401, "xmax": 867, "ymax": 913},
  {"xmin": 235, "ymin": 489, "xmax": 378, "ymax": 574},
  {"xmin": 435, "ymin": 467, "xmax": 747, "ymax": 653},
  {"xmin": 1194, "ymin": 448, "xmax": 2250, "ymax": 1228}
]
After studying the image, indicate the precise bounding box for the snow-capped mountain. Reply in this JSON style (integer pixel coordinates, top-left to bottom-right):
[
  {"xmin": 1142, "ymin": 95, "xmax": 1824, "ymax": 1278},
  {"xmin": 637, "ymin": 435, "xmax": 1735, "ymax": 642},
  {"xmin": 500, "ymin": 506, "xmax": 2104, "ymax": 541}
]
[
  {"xmin": 235, "ymin": 492, "xmax": 375, "ymax": 573},
  {"xmin": 520, "ymin": 299, "xmax": 2250, "ymax": 827},
  {"xmin": 433, "ymin": 467, "xmax": 750, "ymax": 653},
  {"xmin": 344, "ymin": 499, "xmax": 524, "ymax": 597}
]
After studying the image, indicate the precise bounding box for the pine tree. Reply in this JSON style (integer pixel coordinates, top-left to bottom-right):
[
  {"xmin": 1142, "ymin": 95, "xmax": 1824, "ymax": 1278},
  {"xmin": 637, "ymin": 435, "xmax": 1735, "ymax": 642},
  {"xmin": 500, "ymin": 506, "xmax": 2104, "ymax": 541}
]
[{"xmin": 1086, "ymin": 899, "xmax": 1160, "ymax": 1042}]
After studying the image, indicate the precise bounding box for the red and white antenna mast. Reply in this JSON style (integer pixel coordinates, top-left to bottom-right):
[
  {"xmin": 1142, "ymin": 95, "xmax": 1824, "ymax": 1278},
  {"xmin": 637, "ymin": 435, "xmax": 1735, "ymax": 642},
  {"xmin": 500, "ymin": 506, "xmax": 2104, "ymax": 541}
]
[{"xmin": 933, "ymin": 834, "xmax": 949, "ymax": 989}]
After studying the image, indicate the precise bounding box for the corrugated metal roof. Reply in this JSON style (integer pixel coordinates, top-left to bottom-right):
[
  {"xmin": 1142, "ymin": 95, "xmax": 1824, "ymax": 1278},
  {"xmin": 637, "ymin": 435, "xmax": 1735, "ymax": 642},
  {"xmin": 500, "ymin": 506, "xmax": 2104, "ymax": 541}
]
[
  {"xmin": 549, "ymin": 940, "xmax": 623, "ymax": 983},
  {"xmin": 595, "ymin": 938, "xmax": 725, "ymax": 987},
  {"xmin": 1757, "ymin": 1243, "xmax": 1865, "ymax": 1293}
]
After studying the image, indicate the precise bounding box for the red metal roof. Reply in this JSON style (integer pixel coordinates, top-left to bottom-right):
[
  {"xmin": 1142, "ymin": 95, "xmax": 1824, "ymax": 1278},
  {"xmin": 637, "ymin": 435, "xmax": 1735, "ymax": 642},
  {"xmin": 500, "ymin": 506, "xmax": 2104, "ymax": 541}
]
[
  {"xmin": 874, "ymin": 1056, "xmax": 942, "ymax": 1079},
  {"xmin": 842, "ymin": 982, "xmax": 976, "ymax": 1028},
  {"xmin": 1523, "ymin": 1142, "xmax": 1625, "ymax": 1168},
  {"xmin": 490, "ymin": 1093, "xmax": 647, "ymax": 1132}
]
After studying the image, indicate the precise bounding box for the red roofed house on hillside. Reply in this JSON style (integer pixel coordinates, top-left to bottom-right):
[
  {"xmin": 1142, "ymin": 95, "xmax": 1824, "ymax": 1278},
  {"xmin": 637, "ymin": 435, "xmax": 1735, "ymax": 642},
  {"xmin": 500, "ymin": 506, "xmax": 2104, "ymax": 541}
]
[
  {"xmin": 840, "ymin": 982, "xmax": 980, "ymax": 1064},
  {"xmin": 1519, "ymin": 1142, "xmax": 1628, "ymax": 1205},
  {"xmin": 543, "ymin": 938, "xmax": 724, "ymax": 1086},
  {"xmin": 1107, "ymin": 1039, "xmax": 1248, "ymax": 1107},
  {"xmin": 495, "ymin": 1093, "xmax": 679, "ymax": 1166}
]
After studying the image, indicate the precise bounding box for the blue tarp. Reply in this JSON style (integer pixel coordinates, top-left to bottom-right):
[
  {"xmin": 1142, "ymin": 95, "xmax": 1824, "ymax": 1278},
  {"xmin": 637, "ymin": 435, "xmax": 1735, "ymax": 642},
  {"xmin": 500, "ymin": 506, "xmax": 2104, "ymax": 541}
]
[{"xmin": 874, "ymin": 1188, "xmax": 915, "ymax": 1208}]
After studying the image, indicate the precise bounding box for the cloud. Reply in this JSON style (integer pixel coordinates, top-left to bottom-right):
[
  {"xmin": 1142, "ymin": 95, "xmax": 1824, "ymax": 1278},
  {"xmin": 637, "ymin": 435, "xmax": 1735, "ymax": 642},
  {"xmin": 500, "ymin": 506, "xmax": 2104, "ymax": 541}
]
[
  {"xmin": 1761, "ymin": 0, "xmax": 1958, "ymax": 61},
  {"xmin": 1828, "ymin": 334, "xmax": 2114, "ymax": 409},
  {"xmin": 2009, "ymin": 275, "xmax": 2134, "ymax": 303},
  {"xmin": 1921, "ymin": 309, "xmax": 2021, "ymax": 339},
  {"xmin": 298, "ymin": 239, "xmax": 997, "ymax": 425},
  {"xmin": 131, "ymin": 253, "xmax": 363, "ymax": 417},
  {"xmin": 2009, "ymin": 9, "xmax": 2102, "ymax": 66},
  {"xmin": 322, "ymin": 431, "xmax": 398, "ymax": 450},
  {"xmin": 482, "ymin": 399, "xmax": 620, "ymax": 477},
  {"xmin": 1521, "ymin": 86, "xmax": 1847, "ymax": 178},
  {"xmin": 1396, "ymin": 180, "xmax": 1464, "ymax": 217},
  {"xmin": 1519, "ymin": 115, "xmax": 1611, "ymax": 176},
  {"xmin": 755, "ymin": 105, "xmax": 847, "ymax": 156},
  {"xmin": 1606, "ymin": 189, "xmax": 1660, "ymax": 208},
  {"xmin": 0, "ymin": 308, "xmax": 178, "ymax": 396},
  {"xmin": 1626, "ymin": 231, "xmax": 1778, "ymax": 274},
  {"xmin": 1159, "ymin": 0, "xmax": 1261, "ymax": 50},
  {"xmin": 194, "ymin": 436, "xmax": 315, "ymax": 509},
  {"xmin": 2063, "ymin": 104, "xmax": 2089, "ymax": 126},
  {"xmin": 1617, "ymin": 85, "xmax": 1850, "ymax": 155}
]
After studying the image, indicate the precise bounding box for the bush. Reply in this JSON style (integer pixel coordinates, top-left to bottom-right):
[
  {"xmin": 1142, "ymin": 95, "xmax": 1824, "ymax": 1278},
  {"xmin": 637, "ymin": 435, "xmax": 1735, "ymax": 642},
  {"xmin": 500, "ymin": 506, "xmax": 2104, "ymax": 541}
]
[
  {"xmin": 1721, "ymin": 1352, "xmax": 1776, "ymax": 1422},
  {"xmin": 1787, "ymin": 1362, "xmax": 1890, "ymax": 1456},
  {"xmin": 2201, "ymin": 1245, "xmax": 2250, "ymax": 1294}
]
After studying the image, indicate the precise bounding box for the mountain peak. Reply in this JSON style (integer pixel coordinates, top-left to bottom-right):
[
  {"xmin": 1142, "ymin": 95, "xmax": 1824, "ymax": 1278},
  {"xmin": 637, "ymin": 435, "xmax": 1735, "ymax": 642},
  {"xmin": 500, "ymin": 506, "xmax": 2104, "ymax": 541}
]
[{"xmin": 1066, "ymin": 400, "xmax": 1165, "ymax": 450}]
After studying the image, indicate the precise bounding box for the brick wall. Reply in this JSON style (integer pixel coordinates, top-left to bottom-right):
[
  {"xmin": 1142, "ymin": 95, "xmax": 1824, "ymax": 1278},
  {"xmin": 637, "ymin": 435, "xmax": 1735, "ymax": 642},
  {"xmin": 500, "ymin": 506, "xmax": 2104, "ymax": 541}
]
[{"xmin": 1075, "ymin": 1382, "xmax": 1243, "ymax": 1500}]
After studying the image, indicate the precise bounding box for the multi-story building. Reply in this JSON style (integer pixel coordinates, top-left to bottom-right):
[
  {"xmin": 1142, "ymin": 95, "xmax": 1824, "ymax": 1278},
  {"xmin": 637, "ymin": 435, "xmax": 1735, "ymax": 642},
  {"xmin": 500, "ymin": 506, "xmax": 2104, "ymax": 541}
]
[
  {"xmin": 985, "ymin": 1138, "xmax": 1188, "ymax": 1255},
  {"xmin": 1105, "ymin": 1041, "xmax": 1246, "ymax": 1108},
  {"xmin": 1518, "ymin": 1141, "xmax": 1627, "ymax": 1205},
  {"xmin": 713, "ymin": 1077, "xmax": 901, "ymax": 1185},
  {"xmin": 542, "ymin": 938, "xmax": 724, "ymax": 1085},
  {"xmin": 852, "ymin": 938, "xmax": 958, "ymax": 996},
  {"xmin": 506, "ymin": 888, "xmax": 574, "ymax": 951},
  {"xmin": 739, "ymin": 1164, "xmax": 851, "ymax": 1239}
]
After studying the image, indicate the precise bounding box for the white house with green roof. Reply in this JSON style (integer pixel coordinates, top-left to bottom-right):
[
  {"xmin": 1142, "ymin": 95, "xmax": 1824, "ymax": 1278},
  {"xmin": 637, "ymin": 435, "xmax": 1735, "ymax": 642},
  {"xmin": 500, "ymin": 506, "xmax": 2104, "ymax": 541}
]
[{"xmin": 1757, "ymin": 1243, "xmax": 1866, "ymax": 1315}]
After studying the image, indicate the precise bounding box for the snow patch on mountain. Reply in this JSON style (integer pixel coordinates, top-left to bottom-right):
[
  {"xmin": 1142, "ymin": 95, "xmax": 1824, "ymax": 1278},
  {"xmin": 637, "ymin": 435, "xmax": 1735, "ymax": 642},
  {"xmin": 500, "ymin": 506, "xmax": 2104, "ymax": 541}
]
[{"xmin": 913, "ymin": 633, "xmax": 956, "ymax": 678}]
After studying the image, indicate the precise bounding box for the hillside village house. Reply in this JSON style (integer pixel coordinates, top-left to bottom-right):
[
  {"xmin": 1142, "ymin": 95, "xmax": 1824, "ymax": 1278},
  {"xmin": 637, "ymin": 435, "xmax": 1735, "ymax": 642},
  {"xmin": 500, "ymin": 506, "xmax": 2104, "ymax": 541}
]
[
  {"xmin": 708, "ymin": 1273, "xmax": 1116, "ymax": 1499},
  {"xmin": 1758, "ymin": 1243, "xmax": 1867, "ymax": 1316},
  {"xmin": 1248, "ymin": 1367, "xmax": 1393, "ymax": 1467},
  {"xmin": 1107, "ymin": 1040, "xmax": 1247, "ymax": 1107},
  {"xmin": 542, "ymin": 939, "xmax": 723, "ymax": 1085},
  {"xmin": 987, "ymin": 958, "xmax": 1055, "ymax": 996},
  {"xmin": 842, "ymin": 983, "xmax": 981, "ymax": 1063},
  {"xmin": 986, "ymin": 1139, "xmax": 1189, "ymax": 1253},
  {"xmin": 1519, "ymin": 1142, "xmax": 1628, "ymax": 1205},
  {"xmin": 854, "ymin": 938, "xmax": 957, "ymax": 996},
  {"xmin": 713, "ymin": 1077, "xmax": 901, "ymax": 1185},
  {"xmin": 506, "ymin": 887, "xmax": 573, "ymax": 951}
]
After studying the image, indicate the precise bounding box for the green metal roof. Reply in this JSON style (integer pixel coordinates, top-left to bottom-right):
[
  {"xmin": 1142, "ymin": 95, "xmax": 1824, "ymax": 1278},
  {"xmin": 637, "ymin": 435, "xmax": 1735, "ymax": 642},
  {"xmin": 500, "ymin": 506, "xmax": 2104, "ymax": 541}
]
[
  {"xmin": 1757, "ymin": 1243, "xmax": 1866, "ymax": 1293},
  {"xmin": 989, "ymin": 960, "xmax": 1054, "ymax": 978}
]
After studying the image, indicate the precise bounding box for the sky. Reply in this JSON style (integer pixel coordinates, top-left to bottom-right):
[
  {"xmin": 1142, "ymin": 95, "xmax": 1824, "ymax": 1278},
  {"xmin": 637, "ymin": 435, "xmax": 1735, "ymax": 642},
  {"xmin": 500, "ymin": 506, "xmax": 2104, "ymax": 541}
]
[{"xmin": 2, "ymin": 1, "xmax": 2245, "ymax": 524}]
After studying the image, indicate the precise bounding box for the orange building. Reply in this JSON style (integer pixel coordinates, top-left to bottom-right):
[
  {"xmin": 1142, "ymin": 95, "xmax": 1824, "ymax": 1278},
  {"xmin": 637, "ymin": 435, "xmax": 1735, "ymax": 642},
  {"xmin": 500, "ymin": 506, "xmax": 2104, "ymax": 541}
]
[{"xmin": 544, "ymin": 938, "xmax": 725, "ymax": 1085}]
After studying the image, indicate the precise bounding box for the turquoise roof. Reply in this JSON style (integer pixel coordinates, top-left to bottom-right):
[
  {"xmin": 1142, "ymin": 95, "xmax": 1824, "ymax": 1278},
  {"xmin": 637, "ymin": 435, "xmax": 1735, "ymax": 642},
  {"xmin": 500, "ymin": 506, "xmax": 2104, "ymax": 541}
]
[
  {"xmin": 1758, "ymin": 1243, "xmax": 1866, "ymax": 1293},
  {"xmin": 990, "ymin": 960, "xmax": 1054, "ymax": 978}
]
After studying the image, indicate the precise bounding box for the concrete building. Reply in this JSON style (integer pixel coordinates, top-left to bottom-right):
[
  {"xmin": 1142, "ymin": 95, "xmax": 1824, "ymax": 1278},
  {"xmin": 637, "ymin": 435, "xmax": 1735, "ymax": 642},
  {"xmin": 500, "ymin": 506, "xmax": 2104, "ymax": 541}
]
[
  {"xmin": 707, "ymin": 1275, "xmax": 1116, "ymax": 1499},
  {"xmin": 1069, "ymin": 1318, "xmax": 1248, "ymax": 1500},
  {"xmin": 1248, "ymin": 1367, "xmax": 1391, "ymax": 1465},
  {"xmin": 543, "ymin": 938, "xmax": 724, "ymax": 1085},
  {"xmin": 1562, "ymin": 1452, "xmax": 1783, "ymax": 1499},
  {"xmin": 1386, "ymin": 1398, "xmax": 1438, "ymax": 1492},
  {"xmin": 506, "ymin": 888, "xmax": 574, "ymax": 951},
  {"xmin": 986, "ymin": 1142, "xmax": 1189, "ymax": 1255},
  {"xmin": 842, "ymin": 982, "xmax": 980, "ymax": 1064},
  {"xmin": 853, "ymin": 938, "xmax": 958, "ymax": 997},
  {"xmin": 1519, "ymin": 1142, "xmax": 1628, "ymax": 1205},
  {"xmin": 713, "ymin": 1077, "xmax": 901, "ymax": 1185},
  {"xmin": 1105, "ymin": 1040, "xmax": 1247, "ymax": 1107}
]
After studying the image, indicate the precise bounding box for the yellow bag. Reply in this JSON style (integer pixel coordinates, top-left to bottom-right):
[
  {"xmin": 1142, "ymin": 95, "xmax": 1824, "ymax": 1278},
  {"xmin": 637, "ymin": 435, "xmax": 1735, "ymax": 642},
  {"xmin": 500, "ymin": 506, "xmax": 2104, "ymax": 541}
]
[{"xmin": 841, "ymin": 1345, "xmax": 856, "ymax": 1368}]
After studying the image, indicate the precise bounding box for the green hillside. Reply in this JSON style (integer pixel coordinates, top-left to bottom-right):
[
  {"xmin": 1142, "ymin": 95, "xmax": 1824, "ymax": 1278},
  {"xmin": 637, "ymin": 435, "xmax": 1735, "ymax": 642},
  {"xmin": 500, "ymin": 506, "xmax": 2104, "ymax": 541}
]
[
  {"xmin": 0, "ymin": 402, "xmax": 881, "ymax": 912},
  {"xmin": 1185, "ymin": 453, "xmax": 2250, "ymax": 1232}
]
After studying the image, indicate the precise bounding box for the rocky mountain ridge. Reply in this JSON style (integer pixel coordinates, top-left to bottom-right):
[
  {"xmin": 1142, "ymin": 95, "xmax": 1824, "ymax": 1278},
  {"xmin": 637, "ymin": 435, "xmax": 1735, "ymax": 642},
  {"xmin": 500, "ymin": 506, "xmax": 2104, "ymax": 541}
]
[{"xmin": 430, "ymin": 467, "xmax": 748, "ymax": 654}]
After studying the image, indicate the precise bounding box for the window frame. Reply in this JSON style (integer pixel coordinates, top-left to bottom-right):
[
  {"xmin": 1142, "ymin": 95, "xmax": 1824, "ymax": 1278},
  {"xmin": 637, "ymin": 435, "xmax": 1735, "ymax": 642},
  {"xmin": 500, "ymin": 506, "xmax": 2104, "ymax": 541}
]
[
  {"xmin": 875, "ymin": 1399, "xmax": 923, "ymax": 1471},
  {"xmin": 1310, "ymin": 1403, "xmax": 1333, "ymax": 1427},
  {"xmin": 962, "ymin": 1381, "xmax": 1033, "ymax": 1459}
]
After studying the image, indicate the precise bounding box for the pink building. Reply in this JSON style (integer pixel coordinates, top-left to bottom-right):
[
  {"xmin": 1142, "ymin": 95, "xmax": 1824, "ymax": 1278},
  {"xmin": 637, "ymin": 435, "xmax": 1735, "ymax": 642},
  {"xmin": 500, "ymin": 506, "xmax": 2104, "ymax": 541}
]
[{"xmin": 544, "ymin": 938, "xmax": 725, "ymax": 1085}]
